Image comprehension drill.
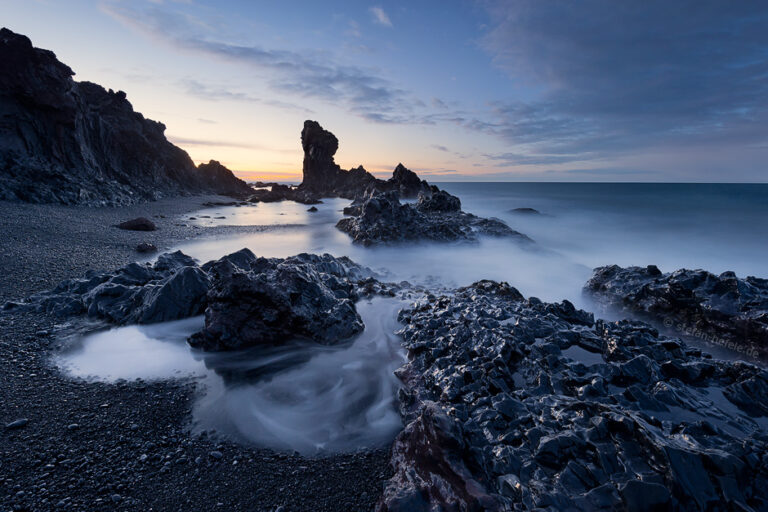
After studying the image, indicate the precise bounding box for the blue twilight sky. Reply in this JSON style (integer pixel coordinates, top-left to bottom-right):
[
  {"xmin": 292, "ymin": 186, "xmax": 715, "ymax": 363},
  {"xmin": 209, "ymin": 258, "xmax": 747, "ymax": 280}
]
[{"xmin": 3, "ymin": 0, "xmax": 768, "ymax": 182}]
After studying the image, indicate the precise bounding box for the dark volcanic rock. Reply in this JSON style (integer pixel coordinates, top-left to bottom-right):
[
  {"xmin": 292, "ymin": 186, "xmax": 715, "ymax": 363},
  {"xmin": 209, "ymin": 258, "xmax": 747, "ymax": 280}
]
[
  {"xmin": 248, "ymin": 184, "xmax": 321, "ymax": 205},
  {"xmin": 0, "ymin": 29, "xmax": 253, "ymax": 205},
  {"xmin": 136, "ymin": 242, "xmax": 158, "ymax": 253},
  {"xmin": 297, "ymin": 120, "xmax": 431, "ymax": 199},
  {"xmin": 3, "ymin": 251, "xmax": 208, "ymax": 324},
  {"xmin": 117, "ymin": 217, "xmax": 157, "ymax": 231},
  {"xmin": 188, "ymin": 250, "xmax": 368, "ymax": 351},
  {"xmin": 195, "ymin": 160, "xmax": 254, "ymax": 198},
  {"xmin": 510, "ymin": 207, "xmax": 541, "ymax": 215},
  {"xmin": 379, "ymin": 280, "xmax": 768, "ymax": 511},
  {"xmin": 584, "ymin": 265, "xmax": 768, "ymax": 360},
  {"xmin": 336, "ymin": 190, "xmax": 531, "ymax": 246},
  {"xmin": 307, "ymin": 206, "xmax": 318, "ymax": 212}
]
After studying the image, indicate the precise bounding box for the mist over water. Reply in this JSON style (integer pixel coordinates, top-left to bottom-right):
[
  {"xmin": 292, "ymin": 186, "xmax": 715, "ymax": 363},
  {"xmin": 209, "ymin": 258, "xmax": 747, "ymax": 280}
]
[
  {"xmin": 56, "ymin": 298, "xmax": 407, "ymax": 454},
  {"xmin": 192, "ymin": 298, "xmax": 407, "ymax": 454},
  {"xmin": 55, "ymin": 183, "xmax": 768, "ymax": 454},
  {"xmin": 177, "ymin": 183, "xmax": 768, "ymax": 307}
]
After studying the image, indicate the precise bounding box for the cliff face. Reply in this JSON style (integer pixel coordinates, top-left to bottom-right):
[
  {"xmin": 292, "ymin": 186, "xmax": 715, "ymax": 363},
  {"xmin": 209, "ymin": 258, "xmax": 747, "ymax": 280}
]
[{"xmin": 0, "ymin": 28, "xmax": 253, "ymax": 205}]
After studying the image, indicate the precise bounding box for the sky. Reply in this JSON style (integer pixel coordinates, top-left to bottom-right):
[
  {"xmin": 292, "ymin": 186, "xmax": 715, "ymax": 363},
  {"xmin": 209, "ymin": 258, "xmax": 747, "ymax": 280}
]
[{"xmin": 3, "ymin": 0, "xmax": 768, "ymax": 182}]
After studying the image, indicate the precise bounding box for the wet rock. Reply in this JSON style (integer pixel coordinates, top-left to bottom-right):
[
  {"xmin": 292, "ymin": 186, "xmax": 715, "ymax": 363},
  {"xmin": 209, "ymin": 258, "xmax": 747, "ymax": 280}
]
[
  {"xmin": 379, "ymin": 280, "xmax": 768, "ymax": 511},
  {"xmin": 3, "ymin": 251, "xmax": 208, "ymax": 324},
  {"xmin": 248, "ymin": 184, "xmax": 321, "ymax": 205},
  {"xmin": 136, "ymin": 242, "xmax": 158, "ymax": 253},
  {"xmin": 585, "ymin": 265, "xmax": 768, "ymax": 359},
  {"xmin": 117, "ymin": 218, "xmax": 156, "ymax": 231},
  {"xmin": 509, "ymin": 207, "xmax": 541, "ymax": 215},
  {"xmin": 188, "ymin": 250, "xmax": 366, "ymax": 351},
  {"xmin": 307, "ymin": 206, "xmax": 318, "ymax": 212},
  {"xmin": 336, "ymin": 190, "xmax": 531, "ymax": 246},
  {"xmin": 618, "ymin": 480, "xmax": 671, "ymax": 512},
  {"xmin": 5, "ymin": 418, "xmax": 28, "ymax": 429},
  {"xmin": 0, "ymin": 29, "xmax": 252, "ymax": 205}
]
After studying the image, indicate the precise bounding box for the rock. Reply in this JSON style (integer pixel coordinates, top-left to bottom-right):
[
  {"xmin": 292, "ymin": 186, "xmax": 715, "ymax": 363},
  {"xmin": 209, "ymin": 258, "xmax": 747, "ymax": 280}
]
[
  {"xmin": 117, "ymin": 218, "xmax": 156, "ymax": 232},
  {"xmin": 584, "ymin": 265, "xmax": 768, "ymax": 360},
  {"xmin": 5, "ymin": 418, "xmax": 28, "ymax": 429},
  {"xmin": 136, "ymin": 242, "xmax": 158, "ymax": 253},
  {"xmin": 378, "ymin": 280, "xmax": 768, "ymax": 511},
  {"xmin": 195, "ymin": 160, "xmax": 254, "ymax": 198},
  {"xmin": 618, "ymin": 480, "xmax": 671, "ymax": 512},
  {"xmin": 307, "ymin": 206, "xmax": 318, "ymax": 212},
  {"xmin": 0, "ymin": 29, "xmax": 253, "ymax": 205},
  {"xmin": 336, "ymin": 190, "xmax": 532, "ymax": 246},
  {"xmin": 296, "ymin": 120, "xmax": 431, "ymax": 200},
  {"xmin": 510, "ymin": 207, "xmax": 541, "ymax": 215},
  {"xmin": 248, "ymin": 184, "xmax": 320, "ymax": 205},
  {"xmin": 415, "ymin": 189, "xmax": 461, "ymax": 213},
  {"xmin": 188, "ymin": 250, "xmax": 366, "ymax": 351},
  {"xmin": 209, "ymin": 451, "xmax": 223, "ymax": 460},
  {"xmin": 3, "ymin": 251, "xmax": 208, "ymax": 324}
]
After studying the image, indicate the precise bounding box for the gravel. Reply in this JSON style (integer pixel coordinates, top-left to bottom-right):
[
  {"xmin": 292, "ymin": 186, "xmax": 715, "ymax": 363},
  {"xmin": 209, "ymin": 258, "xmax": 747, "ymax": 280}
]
[{"xmin": 0, "ymin": 196, "xmax": 392, "ymax": 511}]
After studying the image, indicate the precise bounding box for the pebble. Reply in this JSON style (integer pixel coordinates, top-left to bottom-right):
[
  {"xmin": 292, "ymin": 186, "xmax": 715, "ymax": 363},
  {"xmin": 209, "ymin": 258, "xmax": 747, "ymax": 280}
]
[{"xmin": 5, "ymin": 418, "xmax": 29, "ymax": 429}]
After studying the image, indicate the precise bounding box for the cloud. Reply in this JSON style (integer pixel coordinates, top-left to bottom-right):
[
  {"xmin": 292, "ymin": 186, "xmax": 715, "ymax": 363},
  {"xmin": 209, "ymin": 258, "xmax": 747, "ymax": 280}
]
[
  {"xmin": 168, "ymin": 135, "xmax": 293, "ymax": 153},
  {"xmin": 369, "ymin": 7, "xmax": 392, "ymax": 27},
  {"xmin": 477, "ymin": 0, "xmax": 768, "ymax": 161},
  {"xmin": 180, "ymin": 79, "xmax": 314, "ymax": 113},
  {"xmin": 101, "ymin": 2, "xmax": 418, "ymax": 122},
  {"xmin": 431, "ymin": 144, "xmax": 450, "ymax": 152}
]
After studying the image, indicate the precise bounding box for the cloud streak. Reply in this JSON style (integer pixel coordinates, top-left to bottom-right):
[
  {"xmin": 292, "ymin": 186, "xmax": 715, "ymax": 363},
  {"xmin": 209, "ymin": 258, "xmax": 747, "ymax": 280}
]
[
  {"xmin": 477, "ymin": 0, "xmax": 768, "ymax": 161},
  {"xmin": 101, "ymin": 2, "xmax": 421, "ymax": 123},
  {"xmin": 369, "ymin": 7, "xmax": 392, "ymax": 27}
]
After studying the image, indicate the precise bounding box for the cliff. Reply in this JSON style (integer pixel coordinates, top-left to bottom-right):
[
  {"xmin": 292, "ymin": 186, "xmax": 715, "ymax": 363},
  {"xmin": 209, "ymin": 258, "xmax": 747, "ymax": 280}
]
[{"xmin": 0, "ymin": 28, "xmax": 253, "ymax": 205}]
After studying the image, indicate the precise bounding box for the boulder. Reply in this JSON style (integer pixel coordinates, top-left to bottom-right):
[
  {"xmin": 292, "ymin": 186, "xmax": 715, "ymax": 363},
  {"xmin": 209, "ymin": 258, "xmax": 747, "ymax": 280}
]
[
  {"xmin": 188, "ymin": 250, "xmax": 365, "ymax": 351},
  {"xmin": 118, "ymin": 217, "xmax": 156, "ymax": 231},
  {"xmin": 136, "ymin": 242, "xmax": 158, "ymax": 253}
]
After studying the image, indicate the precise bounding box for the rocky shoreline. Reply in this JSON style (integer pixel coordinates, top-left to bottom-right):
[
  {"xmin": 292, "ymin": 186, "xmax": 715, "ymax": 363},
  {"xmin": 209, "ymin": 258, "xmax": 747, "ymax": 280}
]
[
  {"xmin": 5, "ymin": 206, "xmax": 768, "ymax": 510},
  {"xmin": 0, "ymin": 198, "xmax": 392, "ymax": 512}
]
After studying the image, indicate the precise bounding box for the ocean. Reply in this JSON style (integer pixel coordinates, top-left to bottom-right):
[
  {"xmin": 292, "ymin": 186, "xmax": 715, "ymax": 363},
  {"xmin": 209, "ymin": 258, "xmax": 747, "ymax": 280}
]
[{"xmin": 58, "ymin": 182, "xmax": 768, "ymax": 454}]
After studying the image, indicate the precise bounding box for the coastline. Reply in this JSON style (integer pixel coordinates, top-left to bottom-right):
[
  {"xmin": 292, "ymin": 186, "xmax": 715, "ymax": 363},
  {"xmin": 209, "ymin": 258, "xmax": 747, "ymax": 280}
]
[{"xmin": 0, "ymin": 196, "xmax": 391, "ymax": 511}]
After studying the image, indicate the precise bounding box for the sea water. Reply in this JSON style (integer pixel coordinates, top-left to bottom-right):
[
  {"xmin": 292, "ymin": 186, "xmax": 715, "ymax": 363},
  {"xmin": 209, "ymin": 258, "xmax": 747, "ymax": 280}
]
[{"xmin": 57, "ymin": 183, "xmax": 768, "ymax": 453}]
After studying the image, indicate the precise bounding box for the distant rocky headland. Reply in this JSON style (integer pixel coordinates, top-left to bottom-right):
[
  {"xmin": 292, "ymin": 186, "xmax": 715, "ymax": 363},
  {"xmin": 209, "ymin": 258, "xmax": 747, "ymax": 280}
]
[{"xmin": 0, "ymin": 28, "xmax": 252, "ymax": 205}]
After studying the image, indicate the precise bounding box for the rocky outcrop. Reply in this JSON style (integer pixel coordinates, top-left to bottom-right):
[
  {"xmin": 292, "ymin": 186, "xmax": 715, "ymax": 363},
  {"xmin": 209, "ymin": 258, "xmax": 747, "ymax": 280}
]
[
  {"xmin": 297, "ymin": 120, "xmax": 431, "ymax": 200},
  {"xmin": 379, "ymin": 280, "xmax": 768, "ymax": 511},
  {"xmin": 248, "ymin": 184, "xmax": 321, "ymax": 205},
  {"xmin": 3, "ymin": 248, "xmax": 390, "ymax": 351},
  {"xmin": 584, "ymin": 265, "xmax": 768, "ymax": 360},
  {"xmin": 0, "ymin": 29, "xmax": 253, "ymax": 205},
  {"xmin": 2, "ymin": 251, "xmax": 209, "ymax": 324},
  {"xmin": 188, "ymin": 250, "xmax": 368, "ymax": 351},
  {"xmin": 336, "ymin": 190, "xmax": 532, "ymax": 246}
]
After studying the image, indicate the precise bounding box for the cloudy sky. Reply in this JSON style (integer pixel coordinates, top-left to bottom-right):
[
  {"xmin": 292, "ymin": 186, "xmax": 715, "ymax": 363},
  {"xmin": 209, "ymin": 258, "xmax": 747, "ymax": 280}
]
[{"xmin": 4, "ymin": 0, "xmax": 768, "ymax": 182}]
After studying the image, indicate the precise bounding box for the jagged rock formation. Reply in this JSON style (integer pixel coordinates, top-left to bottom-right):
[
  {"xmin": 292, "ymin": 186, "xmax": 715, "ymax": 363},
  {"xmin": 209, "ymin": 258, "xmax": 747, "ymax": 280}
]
[
  {"xmin": 336, "ymin": 189, "xmax": 532, "ymax": 246},
  {"xmin": 0, "ymin": 29, "xmax": 253, "ymax": 205},
  {"xmin": 585, "ymin": 265, "xmax": 768, "ymax": 360},
  {"xmin": 379, "ymin": 280, "xmax": 768, "ymax": 511},
  {"xmin": 2, "ymin": 251, "xmax": 209, "ymax": 324},
  {"xmin": 297, "ymin": 120, "xmax": 431, "ymax": 199},
  {"xmin": 188, "ymin": 249, "xmax": 369, "ymax": 351},
  {"xmin": 3, "ymin": 249, "xmax": 388, "ymax": 351}
]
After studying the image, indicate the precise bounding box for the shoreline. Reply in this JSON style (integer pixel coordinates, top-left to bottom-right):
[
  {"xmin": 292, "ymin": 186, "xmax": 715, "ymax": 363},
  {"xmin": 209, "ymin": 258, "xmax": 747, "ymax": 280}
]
[{"xmin": 0, "ymin": 196, "xmax": 391, "ymax": 511}]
